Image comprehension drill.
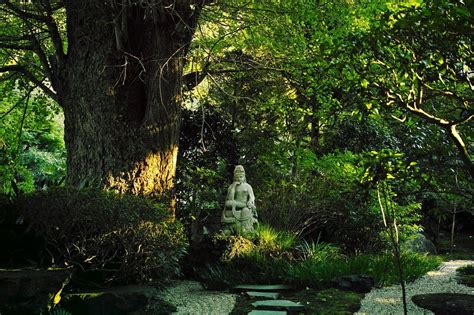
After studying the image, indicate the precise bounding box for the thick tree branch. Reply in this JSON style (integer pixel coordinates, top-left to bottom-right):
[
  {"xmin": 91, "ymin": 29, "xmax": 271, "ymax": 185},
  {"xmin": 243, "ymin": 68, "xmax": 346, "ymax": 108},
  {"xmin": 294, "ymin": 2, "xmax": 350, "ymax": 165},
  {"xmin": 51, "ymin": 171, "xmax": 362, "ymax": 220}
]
[
  {"xmin": 183, "ymin": 70, "xmax": 207, "ymax": 91},
  {"xmin": 0, "ymin": 64, "xmax": 23, "ymax": 73},
  {"xmin": 405, "ymin": 104, "xmax": 450, "ymax": 126},
  {"xmin": 0, "ymin": 64, "xmax": 57, "ymax": 102},
  {"xmin": 451, "ymin": 112, "xmax": 474, "ymax": 126},
  {"xmin": 183, "ymin": 64, "xmax": 290, "ymax": 91},
  {"xmin": 0, "ymin": 85, "xmax": 34, "ymax": 120},
  {"xmin": 29, "ymin": 34, "xmax": 53, "ymax": 81},
  {"xmin": 387, "ymin": 87, "xmax": 473, "ymax": 178},
  {"xmin": 0, "ymin": 41, "xmax": 33, "ymax": 50},
  {"xmin": 42, "ymin": 0, "xmax": 65, "ymax": 60},
  {"xmin": 1, "ymin": 0, "xmax": 48, "ymax": 22},
  {"xmin": 448, "ymin": 125, "xmax": 474, "ymax": 178},
  {"xmin": 1, "ymin": 1, "xmax": 65, "ymax": 61}
]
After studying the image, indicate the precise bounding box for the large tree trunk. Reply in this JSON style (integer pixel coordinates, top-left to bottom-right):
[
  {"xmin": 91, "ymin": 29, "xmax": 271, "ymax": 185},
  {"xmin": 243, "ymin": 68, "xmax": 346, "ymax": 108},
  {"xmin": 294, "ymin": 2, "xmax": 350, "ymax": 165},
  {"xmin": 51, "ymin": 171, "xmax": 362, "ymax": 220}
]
[{"xmin": 55, "ymin": 1, "xmax": 202, "ymax": 206}]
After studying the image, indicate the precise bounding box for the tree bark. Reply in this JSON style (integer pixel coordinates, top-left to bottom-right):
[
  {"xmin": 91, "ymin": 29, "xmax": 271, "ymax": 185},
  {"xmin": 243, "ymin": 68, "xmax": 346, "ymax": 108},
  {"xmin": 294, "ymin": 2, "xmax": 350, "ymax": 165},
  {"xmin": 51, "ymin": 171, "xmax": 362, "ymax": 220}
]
[{"xmin": 54, "ymin": 1, "xmax": 202, "ymax": 208}]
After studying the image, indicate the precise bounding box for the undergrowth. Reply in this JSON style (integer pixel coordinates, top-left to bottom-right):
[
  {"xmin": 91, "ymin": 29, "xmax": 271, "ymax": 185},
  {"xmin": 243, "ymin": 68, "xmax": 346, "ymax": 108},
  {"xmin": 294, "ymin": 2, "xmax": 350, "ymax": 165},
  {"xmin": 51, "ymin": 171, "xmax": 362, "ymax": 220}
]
[{"xmin": 195, "ymin": 224, "xmax": 442, "ymax": 290}]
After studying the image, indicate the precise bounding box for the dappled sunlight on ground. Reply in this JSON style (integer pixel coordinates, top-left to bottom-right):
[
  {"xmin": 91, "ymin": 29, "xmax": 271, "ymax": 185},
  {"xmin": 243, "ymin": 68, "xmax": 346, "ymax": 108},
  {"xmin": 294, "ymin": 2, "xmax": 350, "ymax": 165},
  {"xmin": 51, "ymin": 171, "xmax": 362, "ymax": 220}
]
[{"xmin": 374, "ymin": 297, "xmax": 399, "ymax": 305}]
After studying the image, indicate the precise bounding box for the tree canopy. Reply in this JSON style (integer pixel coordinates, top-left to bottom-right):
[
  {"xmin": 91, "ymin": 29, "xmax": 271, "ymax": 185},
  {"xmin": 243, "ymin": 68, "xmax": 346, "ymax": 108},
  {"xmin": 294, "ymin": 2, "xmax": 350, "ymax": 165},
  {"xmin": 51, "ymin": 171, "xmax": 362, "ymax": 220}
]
[{"xmin": 0, "ymin": 0, "xmax": 472, "ymax": 226}]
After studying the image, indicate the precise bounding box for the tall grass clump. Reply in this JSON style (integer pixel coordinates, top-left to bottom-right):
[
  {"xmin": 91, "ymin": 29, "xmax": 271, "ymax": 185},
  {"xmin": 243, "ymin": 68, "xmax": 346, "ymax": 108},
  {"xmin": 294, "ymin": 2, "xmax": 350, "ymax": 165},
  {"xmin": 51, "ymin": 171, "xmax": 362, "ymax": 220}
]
[
  {"xmin": 287, "ymin": 242, "xmax": 347, "ymax": 287},
  {"xmin": 253, "ymin": 224, "xmax": 297, "ymax": 252},
  {"xmin": 347, "ymin": 251, "xmax": 442, "ymax": 286}
]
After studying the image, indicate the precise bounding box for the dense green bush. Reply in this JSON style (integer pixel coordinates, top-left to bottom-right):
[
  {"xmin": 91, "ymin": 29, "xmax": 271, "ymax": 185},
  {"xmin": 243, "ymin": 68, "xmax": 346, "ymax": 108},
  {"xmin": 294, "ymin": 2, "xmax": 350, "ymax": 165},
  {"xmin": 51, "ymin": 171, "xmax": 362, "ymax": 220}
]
[
  {"xmin": 17, "ymin": 187, "xmax": 188, "ymax": 286},
  {"xmin": 194, "ymin": 227, "xmax": 441, "ymax": 290},
  {"xmin": 256, "ymin": 151, "xmax": 384, "ymax": 253}
]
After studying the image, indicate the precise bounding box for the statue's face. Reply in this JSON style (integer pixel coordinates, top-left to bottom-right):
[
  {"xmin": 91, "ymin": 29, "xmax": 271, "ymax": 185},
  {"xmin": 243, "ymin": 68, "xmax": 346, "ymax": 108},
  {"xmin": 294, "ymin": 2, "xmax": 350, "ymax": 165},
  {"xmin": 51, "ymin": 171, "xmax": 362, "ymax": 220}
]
[{"xmin": 234, "ymin": 172, "xmax": 245, "ymax": 183}]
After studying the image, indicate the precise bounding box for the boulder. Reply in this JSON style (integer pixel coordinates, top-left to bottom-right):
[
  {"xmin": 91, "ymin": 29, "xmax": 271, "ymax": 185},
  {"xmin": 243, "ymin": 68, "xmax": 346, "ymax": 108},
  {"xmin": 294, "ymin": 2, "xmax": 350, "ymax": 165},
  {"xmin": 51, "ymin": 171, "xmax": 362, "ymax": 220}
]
[
  {"xmin": 248, "ymin": 311, "xmax": 287, "ymax": 315},
  {"xmin": 252, "ymin": 299, "xmax": 306, "ymax": 314},
  {"xmin": 412, "ymin": 293, "xmax": 474, "ymax": 315},
  {"xmin": 332, "ymin": 275, "xmax": 375, "ymax": 293},
  {"xmin": 245, "ymin": 291, "xmax": 280, "ymax": 299},
  {"xmin": 0, "ymin": 268, "xmax": 71, "ymax": 314},
  {"xmin": 404, "ymin": 233, "xmax": 437, "ymax": 254},
  {"xmin": 233, "ymin": 284, "xmax": 293, "ymax": 292},
  {"xmin": 60, "ymin": 285, "xmax": 174, "ymax": 315}
]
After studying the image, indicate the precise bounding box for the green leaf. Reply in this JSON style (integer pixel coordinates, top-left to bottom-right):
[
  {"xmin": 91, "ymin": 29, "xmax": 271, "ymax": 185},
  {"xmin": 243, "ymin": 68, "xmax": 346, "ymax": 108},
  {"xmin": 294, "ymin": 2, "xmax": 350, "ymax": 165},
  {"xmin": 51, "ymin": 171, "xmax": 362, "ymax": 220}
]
[{"xmin": 361, "ymin": 79, "xmax": 369, "ymax": 88}]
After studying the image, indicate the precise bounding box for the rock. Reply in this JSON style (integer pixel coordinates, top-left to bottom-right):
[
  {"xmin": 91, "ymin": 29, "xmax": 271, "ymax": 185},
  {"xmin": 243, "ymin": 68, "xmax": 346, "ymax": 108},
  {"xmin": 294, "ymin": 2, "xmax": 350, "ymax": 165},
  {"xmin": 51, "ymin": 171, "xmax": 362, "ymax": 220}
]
[
  {"xmin": 412, "ymin": 293, "xmax": 474, "ymax": 315},
  {"xmin": 61, "ymin": 285, "xmax": 171, "ymax": 315},
  {"xmin": 245, "ymin": 291, "xmax": 280, "ymax": 299},
  {"xmin": 0, "ymin": 268, "xmax": 71, "ymax": 314},
  {"xmin": 247, "ymin": 310, "xmax": 287, "ymax": 315},
  {"xmin": 252, "ymin": 299, "xmax": 306, "ymax": 314},
  {"xmin": 332, "ymin": 275, "xmax": 375, "ymax": 293},
  {"xmin": 404, "ymin": 233, "xmax": 437, "ymax": 254},
  {"xmin": 233, "ymin": 284, "xmax": 293, "ymax": 292},
  {"xmin": 458, "ymin": 274, "xmax": 474, "ymax": 287}
]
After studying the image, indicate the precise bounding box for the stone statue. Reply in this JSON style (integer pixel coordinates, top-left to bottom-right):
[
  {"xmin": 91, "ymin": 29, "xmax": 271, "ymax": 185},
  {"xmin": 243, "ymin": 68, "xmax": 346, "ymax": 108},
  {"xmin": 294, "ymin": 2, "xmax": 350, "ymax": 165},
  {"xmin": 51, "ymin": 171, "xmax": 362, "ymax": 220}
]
[{"xmin": 221, "ymin": 165, "xmax": 258, "ymax": 233}]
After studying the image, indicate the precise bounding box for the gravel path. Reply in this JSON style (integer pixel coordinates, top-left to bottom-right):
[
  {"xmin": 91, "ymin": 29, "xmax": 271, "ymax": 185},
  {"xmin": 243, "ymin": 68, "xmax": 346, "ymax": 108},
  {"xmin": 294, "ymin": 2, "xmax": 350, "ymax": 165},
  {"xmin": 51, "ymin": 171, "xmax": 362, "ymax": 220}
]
[
  {"xmin": 356, "ymin": 260, "xmax": 474, "ymax": 314},
  {"xmin": 161, "ymin": 280, "xmax": 237, "ymax": 314},
  {"xmin": 161, "ymin": 260, "xmax": 473, "ymax": 314}
]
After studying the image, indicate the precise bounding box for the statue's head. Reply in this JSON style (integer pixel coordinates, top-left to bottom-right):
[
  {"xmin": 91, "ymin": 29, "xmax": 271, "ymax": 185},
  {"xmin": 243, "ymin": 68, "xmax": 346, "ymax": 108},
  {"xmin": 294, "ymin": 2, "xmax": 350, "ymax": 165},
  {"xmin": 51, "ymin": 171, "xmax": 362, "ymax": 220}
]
[{"xmin": 233, "ymin": 165, "xmax": 246, "ymax": 183}]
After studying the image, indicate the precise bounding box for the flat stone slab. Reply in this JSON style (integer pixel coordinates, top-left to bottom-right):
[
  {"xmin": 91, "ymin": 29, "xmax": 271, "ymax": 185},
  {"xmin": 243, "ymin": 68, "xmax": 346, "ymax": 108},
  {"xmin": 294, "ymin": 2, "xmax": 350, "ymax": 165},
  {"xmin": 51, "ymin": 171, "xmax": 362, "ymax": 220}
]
[
  {"xmin": 0, "ymin": 268, "xmax": 71, "ymax": 314},
  {"xmin": 412, "ymin": 293, "xmax": 474, "ymax": 315},
  {"xmin": 246, "ymin": 291, "xmax": 280, "ymax": 299},
  {"xmin": 62, "ymin": 285, "xmax": 161, "ymax": 314},
  {"xmin": 234, "ymin": 284, "xmax": 293, "ymax": 292},
  {"xmin": 252, "ymin": 299, "xmax": 305, "ymax": 311},
  {"xmin": 248, "ymin": 310, "xmax": 287, "ymax": 315},
  {"xmin": 332, "ymin": 274, "xmax": 375, "ymax": 293}
]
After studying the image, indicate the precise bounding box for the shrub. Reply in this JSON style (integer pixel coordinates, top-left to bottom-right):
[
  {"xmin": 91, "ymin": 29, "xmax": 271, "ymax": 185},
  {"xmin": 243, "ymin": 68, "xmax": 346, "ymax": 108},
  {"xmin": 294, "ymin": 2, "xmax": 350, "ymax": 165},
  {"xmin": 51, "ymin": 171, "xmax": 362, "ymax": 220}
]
[
  {"xmin": 295, "ymin": 241, "xmax": 342, "ymax": 261},
  {"xmin": 252, "ymin": 224, "xmax": 297, "ymax": 254},
  {"xmin": 347, "ymin": 251, "xmax": 442, "ymax": 286},
  {"xmin": 17, "ymin": 187, "xmax": 188, "ymax": 286},
  {"xmin": 256, "ymin": 151, "xmax": 385, "ymax": 253},
  {"xmin": 194, "ymin": 227, "xmax": 441, "ymax": 290}
]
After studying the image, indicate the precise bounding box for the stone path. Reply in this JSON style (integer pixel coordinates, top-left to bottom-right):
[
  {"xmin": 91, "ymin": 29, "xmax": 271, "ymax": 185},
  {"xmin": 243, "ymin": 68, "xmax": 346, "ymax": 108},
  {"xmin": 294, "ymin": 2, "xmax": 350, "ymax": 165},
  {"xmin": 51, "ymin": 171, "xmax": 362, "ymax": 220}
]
[
  {"xmin": 356, "ymin": 260, "xmax": 474, "ymax": 314},
  {"xmin": 161, "ymin": 282, "xmax": 304, "ymax": 314},
  {"xmin": 162, "ymin": 260, "xmax": 473, "ymax": 314},
  {"xmin": 233, "ymin": 284, "xmax": 305, "ymax": 314},
  {"xmin": 161, "ymin": 280, "xmax": 237, "ymax": 314}
]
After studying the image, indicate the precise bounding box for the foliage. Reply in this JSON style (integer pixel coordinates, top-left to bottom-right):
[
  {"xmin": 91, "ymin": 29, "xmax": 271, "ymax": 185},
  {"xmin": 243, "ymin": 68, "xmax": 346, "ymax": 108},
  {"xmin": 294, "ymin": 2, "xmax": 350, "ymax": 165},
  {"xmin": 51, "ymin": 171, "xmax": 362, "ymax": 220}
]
[
  {"xmin": 0, "ymin": 81, "xmax": 65, "ymax": 195},
  {"xmin": 16, "ymin": 187, "xmax": 188, "ymax": 286},
  {"xmin": 349, "ymin": 0, "xmax": 473, "ymax": 177},
  {"xmin": 252, "ymin": 224, "xmax": 297, "ymax": 252},
  {"xmin": 0, "ymin": 1, "xmax": 471, "ymax": 295},
  {"xmin": 175, "ymin": 0, "xmax": 472, "ymax": 258},
  {"xmin": 49, "ymin": 308, "xmax": 72, "ymax": 315},
  {"xmin": 195, "ymin": 228, "xmax": 441, "ymax": 290}
]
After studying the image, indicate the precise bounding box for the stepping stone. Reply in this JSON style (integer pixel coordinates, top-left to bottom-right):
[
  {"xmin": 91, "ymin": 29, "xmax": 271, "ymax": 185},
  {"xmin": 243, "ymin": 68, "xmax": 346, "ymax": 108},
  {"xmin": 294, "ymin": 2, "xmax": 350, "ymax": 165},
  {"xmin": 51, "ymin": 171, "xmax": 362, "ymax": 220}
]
[
  {"xmin": 233, "ymin": 284, "xmax": 292, "ymax": 292},
  {"xmin": 332, "ymin": 274, "xmax": 375, "ymax": 293},
  {"xmin": 252, "ymin": 299, "xmax": 305, "ymax": 313},
  {"xmin": 246, "ymin": 291, "xmax": 280, "ymax": 299},
  {"xmin": 248, "ymin": 310, "xmax": 287, "ymax": 315},
  {"xmin": 412, "ymin": 293, "xmax": 474, "ymax": 314}
]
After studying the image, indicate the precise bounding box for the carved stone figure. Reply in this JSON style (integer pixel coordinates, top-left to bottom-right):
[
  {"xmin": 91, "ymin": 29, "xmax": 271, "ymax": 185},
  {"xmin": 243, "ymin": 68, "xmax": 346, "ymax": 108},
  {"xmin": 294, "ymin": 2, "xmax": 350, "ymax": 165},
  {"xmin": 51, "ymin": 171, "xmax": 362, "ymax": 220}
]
[{"xmin": 221, "ymin": 165, "xmax": 258, "ymax": 232}]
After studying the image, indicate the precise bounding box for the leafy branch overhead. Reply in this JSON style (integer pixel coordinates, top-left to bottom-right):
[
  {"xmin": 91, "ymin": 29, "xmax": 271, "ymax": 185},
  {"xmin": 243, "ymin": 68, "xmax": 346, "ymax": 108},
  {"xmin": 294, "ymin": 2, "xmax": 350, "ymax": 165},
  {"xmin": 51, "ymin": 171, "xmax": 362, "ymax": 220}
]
[{"xmin": 348, "ymin": 2, "xmax": 473, "ymax": 177}]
